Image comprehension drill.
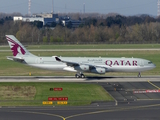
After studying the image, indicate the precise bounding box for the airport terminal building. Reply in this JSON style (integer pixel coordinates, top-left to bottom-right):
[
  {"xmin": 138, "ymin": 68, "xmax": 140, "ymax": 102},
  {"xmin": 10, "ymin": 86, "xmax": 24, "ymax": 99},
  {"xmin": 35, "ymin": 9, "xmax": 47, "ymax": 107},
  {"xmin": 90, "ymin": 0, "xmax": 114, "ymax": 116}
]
[
  {"xmin": 13, "ymin": 13, "xmax": 59, "ymax": 26},
  {"xmin": 14, "ymin": 13, "xmax": 83, "ymax": 28}
]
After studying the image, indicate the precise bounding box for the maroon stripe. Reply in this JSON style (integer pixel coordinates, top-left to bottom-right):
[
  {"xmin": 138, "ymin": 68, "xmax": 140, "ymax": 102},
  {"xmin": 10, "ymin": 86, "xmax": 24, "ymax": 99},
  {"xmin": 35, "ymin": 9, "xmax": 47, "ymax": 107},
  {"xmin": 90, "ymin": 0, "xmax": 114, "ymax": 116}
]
[{"xmin": 6, "ymin": 37, "xmax": 17, "ymax": 45}]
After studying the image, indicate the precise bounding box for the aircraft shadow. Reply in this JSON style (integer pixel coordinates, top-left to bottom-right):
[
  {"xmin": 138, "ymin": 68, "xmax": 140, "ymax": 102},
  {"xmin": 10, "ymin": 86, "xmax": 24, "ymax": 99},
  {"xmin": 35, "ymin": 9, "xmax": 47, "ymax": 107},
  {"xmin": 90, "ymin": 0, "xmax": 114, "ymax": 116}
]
[{"xmin": 34, "ymin": 76, "xmax": 159, "ymax": 81}]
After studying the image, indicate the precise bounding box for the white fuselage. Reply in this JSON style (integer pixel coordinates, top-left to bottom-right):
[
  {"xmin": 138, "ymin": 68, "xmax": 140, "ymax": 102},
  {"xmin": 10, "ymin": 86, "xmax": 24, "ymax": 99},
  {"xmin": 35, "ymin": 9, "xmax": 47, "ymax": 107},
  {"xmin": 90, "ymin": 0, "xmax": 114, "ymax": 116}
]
[{"xmin": 23, "ymin": 56, "xmax": 156, "ymax": 74}]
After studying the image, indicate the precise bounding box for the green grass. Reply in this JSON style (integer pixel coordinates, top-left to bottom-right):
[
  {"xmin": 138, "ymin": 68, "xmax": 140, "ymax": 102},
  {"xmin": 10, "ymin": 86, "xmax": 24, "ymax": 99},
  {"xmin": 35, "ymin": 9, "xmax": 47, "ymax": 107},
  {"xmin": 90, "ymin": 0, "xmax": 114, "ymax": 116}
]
[
  {"xmin": 0, "ymin": 44, "xmax": 160, "ymax": 50},
  {"xmin": 27, "ymin": 44, "xmax": 160, "ymax": 49},
  {"xmin": 0, "ymin": 82, "xmax": 113, "ymax": 106},
  {"xmin": 0, "ymin": 50, "xmax": 159, "ymax": 76}
]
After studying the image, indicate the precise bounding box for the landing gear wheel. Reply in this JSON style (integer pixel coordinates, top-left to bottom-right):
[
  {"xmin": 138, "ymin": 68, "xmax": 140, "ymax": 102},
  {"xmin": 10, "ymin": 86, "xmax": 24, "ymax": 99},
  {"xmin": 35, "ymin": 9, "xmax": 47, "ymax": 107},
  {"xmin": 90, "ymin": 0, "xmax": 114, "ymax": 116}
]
[
  {"xmin": 138, "ymin": 72, "xmax": 141, "ymax": 78},
  {"xmin": 75, "ymin": 73, "xmax": 85, "ymax": 78},
  {"xmin": 75, "ymin": 74, "xmax": 80, "ymax": 78},
  {"xmin": 81, "ymin": 74, "xmax": 85, "ymax": 78}
]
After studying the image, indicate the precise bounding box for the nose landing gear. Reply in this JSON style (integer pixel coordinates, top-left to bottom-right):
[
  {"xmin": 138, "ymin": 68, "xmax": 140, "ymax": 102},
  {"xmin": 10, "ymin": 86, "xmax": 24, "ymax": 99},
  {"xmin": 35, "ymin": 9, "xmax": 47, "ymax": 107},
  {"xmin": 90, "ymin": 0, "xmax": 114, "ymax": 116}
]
[{"xmin": 138, "ymin": 72, "xmax": 141, "ymax": 78}]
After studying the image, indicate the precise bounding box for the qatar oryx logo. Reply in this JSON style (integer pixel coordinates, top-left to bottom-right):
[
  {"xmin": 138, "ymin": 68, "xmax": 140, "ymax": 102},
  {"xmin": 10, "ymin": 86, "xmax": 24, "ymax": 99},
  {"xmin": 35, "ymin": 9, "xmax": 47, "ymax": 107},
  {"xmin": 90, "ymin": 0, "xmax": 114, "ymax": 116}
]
[
  {"xmin": 6, "ymin": 36, "xmax": 26, "ymax": 56},
  {"xmin": 105, "ymin": 60, "xmax": 137, "ymax": 67}
]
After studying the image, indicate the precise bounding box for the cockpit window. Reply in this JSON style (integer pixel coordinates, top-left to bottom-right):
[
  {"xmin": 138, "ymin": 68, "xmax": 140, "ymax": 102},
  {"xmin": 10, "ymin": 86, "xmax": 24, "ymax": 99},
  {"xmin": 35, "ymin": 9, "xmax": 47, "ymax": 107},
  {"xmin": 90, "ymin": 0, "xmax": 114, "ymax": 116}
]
[{"xmin": 148, "ymin": 62, "xmax": 152, "ymax": 64}]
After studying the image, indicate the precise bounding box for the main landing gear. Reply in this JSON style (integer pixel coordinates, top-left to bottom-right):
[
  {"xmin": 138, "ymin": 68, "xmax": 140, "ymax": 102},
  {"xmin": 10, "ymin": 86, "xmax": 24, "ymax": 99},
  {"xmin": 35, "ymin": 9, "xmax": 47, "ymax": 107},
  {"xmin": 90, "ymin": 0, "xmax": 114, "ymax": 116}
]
[
  {"xmin": 75, "ymin": 72, "xmax": 85, "ymax": 78},
  {"xmin": 138, "ymin": 72, "xmax": 141, "ymax": 78}
]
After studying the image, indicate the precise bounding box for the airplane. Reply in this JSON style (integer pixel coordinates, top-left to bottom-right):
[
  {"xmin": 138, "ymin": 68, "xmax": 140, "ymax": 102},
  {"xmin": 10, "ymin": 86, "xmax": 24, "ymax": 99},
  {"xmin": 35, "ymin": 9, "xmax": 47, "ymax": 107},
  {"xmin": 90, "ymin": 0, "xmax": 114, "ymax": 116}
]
[{"xmin": 6, "ymin": 35, "xmax": 156, "ymax": 78}]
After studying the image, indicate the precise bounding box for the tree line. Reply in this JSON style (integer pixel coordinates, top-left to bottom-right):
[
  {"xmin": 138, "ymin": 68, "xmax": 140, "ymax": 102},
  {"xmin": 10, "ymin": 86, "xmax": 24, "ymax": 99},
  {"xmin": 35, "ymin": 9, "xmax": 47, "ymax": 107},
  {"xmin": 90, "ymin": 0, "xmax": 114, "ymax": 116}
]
[{"xmin": 1, "ymin": 13, "xmax": 160, "ymax": 44}]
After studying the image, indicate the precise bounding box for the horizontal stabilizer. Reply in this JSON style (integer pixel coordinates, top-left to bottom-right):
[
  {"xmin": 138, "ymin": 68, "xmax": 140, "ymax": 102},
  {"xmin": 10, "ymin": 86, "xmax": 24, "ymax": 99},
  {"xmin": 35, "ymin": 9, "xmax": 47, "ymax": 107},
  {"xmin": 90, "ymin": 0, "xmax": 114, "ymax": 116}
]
[{"xmin": 7, "ymin": 56, "xmax": 25, "ymax": 63}]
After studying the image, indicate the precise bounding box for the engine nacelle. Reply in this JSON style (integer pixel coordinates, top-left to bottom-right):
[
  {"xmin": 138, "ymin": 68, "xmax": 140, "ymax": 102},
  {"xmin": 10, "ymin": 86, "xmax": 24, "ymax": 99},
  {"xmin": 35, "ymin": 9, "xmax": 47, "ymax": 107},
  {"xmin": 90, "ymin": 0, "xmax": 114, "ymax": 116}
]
[
  {"xmin": 74, "ymin": 65, "xmax": 89, "ymax": 71},
  {"xmin": 91, "ymin": 67, "xmax": 106, "ymax": 74}
]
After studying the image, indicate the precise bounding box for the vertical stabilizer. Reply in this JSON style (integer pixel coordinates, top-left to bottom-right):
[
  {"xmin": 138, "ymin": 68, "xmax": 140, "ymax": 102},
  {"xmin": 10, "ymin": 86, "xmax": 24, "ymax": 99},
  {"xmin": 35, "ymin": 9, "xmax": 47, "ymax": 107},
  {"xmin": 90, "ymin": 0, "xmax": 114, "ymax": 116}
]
[{"xmin": 6, "ymin": 35, "xmax": 35, "ymax": 57}]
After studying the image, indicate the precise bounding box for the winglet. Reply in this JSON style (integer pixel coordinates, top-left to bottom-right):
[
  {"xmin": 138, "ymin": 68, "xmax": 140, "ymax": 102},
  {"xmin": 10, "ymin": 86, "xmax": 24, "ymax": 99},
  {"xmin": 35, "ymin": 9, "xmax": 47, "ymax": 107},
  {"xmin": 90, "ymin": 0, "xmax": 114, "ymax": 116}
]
[{"xmin": 55, "ymin": 57, "xmax": 61, "ymax": 62}]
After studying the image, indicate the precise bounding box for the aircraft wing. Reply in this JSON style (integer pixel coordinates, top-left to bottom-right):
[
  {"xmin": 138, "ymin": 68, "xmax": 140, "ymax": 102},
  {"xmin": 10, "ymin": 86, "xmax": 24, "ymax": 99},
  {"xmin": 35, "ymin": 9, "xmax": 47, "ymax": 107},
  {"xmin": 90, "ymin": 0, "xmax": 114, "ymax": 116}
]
[
  {"xmin": 55, "ymin": 57, "xmax": 107, "ymax": 74},
  {"xmin": 55, "ymin": 57, "xmax": 79, "ymax": 67},
  {"xmin": 7, "ymin": 56, "xmax": 25, "ymax": 63},
  {"xmin": 55, "ymin": 56, "xmax": 104, "ymax": 69}
]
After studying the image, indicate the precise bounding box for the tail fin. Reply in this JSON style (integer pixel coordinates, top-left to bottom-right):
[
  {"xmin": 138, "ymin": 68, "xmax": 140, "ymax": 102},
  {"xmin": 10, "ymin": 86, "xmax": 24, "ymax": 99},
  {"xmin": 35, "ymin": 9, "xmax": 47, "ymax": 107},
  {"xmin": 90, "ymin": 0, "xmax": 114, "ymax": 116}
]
[{"xmin": 6, "ymin": 35, "xmax": 35, "ymax": 57}]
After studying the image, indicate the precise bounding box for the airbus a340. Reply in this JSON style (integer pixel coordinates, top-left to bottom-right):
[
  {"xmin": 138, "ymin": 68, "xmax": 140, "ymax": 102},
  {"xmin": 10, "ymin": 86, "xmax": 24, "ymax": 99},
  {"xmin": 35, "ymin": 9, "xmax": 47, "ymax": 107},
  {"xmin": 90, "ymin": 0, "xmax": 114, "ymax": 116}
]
[{"xmin": 6, "ymin": 35, "xmax": 156, "ymax": 78}]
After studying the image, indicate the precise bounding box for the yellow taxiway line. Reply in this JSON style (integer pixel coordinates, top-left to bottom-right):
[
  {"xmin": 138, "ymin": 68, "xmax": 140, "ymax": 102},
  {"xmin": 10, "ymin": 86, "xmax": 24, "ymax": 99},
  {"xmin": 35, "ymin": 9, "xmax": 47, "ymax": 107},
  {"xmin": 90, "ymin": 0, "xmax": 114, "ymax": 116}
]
[{"xmin": 148, "ymin": 80, "xmax": 160, "ymax": 89}]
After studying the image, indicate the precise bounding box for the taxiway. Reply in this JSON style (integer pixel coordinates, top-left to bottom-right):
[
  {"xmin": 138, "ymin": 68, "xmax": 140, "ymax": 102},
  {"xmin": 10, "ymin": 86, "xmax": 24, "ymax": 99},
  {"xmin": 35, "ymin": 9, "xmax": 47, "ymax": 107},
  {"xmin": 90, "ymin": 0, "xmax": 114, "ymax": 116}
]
[
  {"xmin": 0, "ymin": 76, "xmax": 160, "ymax": 82},
  {"xmin": 0, "ymin": 76, "xmax": 160, "ymax": 120}
]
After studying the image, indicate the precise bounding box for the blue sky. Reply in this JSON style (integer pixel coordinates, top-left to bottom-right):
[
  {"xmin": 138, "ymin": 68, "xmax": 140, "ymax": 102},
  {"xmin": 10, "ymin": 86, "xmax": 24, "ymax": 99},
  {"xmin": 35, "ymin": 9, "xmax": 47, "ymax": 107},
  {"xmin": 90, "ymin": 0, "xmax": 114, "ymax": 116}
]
[{"xmin": 0, "ymin": 0, "xmax": 157, "ymax": 16}]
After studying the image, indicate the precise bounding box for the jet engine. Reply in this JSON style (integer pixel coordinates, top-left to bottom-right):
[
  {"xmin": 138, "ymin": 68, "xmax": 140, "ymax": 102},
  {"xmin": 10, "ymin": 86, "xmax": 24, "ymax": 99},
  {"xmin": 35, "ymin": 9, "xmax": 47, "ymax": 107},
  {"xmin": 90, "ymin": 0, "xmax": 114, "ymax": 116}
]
[
  {"xmin": 91, "ymin": 67, "xmax": 106, "ymax": 74},
  {"xmin": 74, "ymin": 65, "xmax": 89, "ymax": 71}
]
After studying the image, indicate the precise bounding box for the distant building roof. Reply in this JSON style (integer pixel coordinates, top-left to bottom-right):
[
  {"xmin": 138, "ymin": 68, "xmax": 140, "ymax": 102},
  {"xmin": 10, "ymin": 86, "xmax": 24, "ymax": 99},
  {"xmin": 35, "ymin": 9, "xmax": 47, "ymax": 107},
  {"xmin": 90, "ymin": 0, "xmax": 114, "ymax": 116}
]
[{"xmin": 32, "ymin": 13, "xmax": 58, "ymax": 18}]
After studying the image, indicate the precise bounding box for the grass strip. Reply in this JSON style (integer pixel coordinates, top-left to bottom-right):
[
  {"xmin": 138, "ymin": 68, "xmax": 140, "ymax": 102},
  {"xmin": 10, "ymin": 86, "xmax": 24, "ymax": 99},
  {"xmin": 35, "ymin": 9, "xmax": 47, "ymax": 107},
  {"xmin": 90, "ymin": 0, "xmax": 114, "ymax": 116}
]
[
  {"xmin": 0, "ymin": 44, "xmax": 160, "ymax": 50},
  {"xmin": 0, "ymin": 82, "xmax": 113, "ymax": 106}
]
